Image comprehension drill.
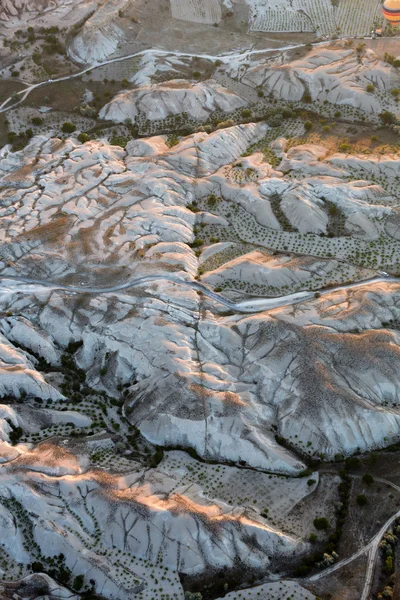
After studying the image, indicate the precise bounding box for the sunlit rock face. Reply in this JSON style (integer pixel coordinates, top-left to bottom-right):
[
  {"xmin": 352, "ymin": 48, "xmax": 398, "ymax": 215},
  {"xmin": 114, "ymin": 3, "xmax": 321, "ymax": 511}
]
[
  {"xmin": 0, "ymin": 41, "xmax": 399, "ymax": 594},
  {"xmin": 1, "ymin": 123, "xmax": 400, "ymax": 472},
  {"xmin": 99, "ymin": 79, "xmax": 249, "ymax": 124},
  {"xmin": 69, "ymin": 0, "xmax": 129, "ymax": 65},
  {"xmin": 231, "ymin": 47, "xmax": 400, "ymax": 114}
]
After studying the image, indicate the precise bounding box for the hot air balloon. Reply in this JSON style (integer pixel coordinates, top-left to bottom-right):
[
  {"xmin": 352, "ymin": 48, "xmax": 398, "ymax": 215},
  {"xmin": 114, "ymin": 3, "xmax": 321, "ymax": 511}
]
[{"xmin": 383, "ymin": 0, "xmax": 400, "ymax": 27}]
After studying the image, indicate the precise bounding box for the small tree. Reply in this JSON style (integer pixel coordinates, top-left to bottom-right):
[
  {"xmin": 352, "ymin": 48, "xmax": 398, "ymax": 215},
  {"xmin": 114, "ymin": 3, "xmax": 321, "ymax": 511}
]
[
  {"xmin": 313, "ymin": 517, "xmax": 329, "ymax": 530},
  {"xmin": 73, "ymin": 575, "xmax": 84, "ymax": 591},
  {"xmin": 77, "ymin": 133, "xmax": 90, "ymax": 143},
  {"xmin": 61, "ymin": 122, "xmax": 76, "ymax": 133},
  {"xmin": 356, "ymin": 494, "xmax": 368, "ymax": 506},
  {"xmin": 366, "ymin": 83, "xmax": 375, "ymax": 93},
  {"xmin": 304, "ymin": 120, "xmax": 313, "ymax": 131},
  {"xmin": 385, "ymin": 555, "xmax": 394, "ymax": 574},
  {"xmin": 380, "ymin": 111, "xmax": 397, "ymax": 125},
  {"xmin": 362, "ymin": 473, "xmax": 374, "ymax": 486},
  {"xmin": 345, "ymin": 456, "xmax": 360, "ymax": 470}
]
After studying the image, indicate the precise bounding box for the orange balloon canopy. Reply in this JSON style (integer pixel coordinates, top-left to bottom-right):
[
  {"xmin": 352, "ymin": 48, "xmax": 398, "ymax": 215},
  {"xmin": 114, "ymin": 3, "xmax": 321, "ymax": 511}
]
[{"xmin": 383, "ymin": 0, "xmax": 400, "ymax": 25}]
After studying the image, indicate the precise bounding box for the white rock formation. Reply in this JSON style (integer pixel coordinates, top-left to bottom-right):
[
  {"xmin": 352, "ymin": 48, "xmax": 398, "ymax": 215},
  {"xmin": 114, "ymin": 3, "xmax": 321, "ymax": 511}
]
[
  {"xmin": 234, "ymin": 46, "xmax": 400, "ymax": 114},
  {"xmin": 0, "ymin": 449, "xmax": 306, "ymax": 598},
  {"xmin": 69, "ymin": 0, "xmax": 129, "ymax": 65},
  {"xmin": 99, "ymin": 79, "xmax": 249, "ymax": 124}
]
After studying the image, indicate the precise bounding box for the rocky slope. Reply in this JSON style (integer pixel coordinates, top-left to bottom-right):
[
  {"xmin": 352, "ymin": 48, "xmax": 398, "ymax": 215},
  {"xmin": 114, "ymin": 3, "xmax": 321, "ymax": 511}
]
[
  {"xmin": 0, "ymin": 0, "xmax": 97, "ymax": 31},
  {"xmin": 99, "ymin": 79, "xmax": 249, "ymax": 124},
  {"xmin": 229, "ymin": 46, "xmax": 400, "ymax": 114},
  {"xmin": 1, "ymin": 123, "xmax": 400, "ymax": 470},
  {"xmin": 0, "ymin": 35, "xmax": 400, "ymax": 597},
  {"xmin": 69, "ymin": 0, "xmax": 130, "ymax": 65}
]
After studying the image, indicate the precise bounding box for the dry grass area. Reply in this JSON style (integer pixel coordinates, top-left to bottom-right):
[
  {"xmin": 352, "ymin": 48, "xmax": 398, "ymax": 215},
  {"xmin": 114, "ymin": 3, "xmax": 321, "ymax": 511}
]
[
  {"xmin": 0, "ymin": 80, "xmax": 25, "ymax": 105},
  {"xmin": 351, "ymin": 448, "xmax": 400, "ymax": 488},
  {"xmin": 26, "ymin": 78, "xmax": 127, "ymax": 114},
  {"xmin": 288, "ymin": 118, "xmax": 400, "ymax": 156},
  {"xmin": 342, "ymin": 477, "xmax": 400, "ymax": 555},
  {"xmin": 307, "ymin": 555, "xmax": 368, "ymax": 600},
  {"xmin": 39, "ymin": 56, "xmax": 80, "ymax": 79}
]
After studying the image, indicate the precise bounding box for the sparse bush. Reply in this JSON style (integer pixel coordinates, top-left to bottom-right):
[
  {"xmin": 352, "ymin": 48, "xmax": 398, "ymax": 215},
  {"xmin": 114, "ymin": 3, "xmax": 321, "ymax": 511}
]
[
  {"xmin": 267, "ymin": 113, "xmax": 283, "ymax": 128},
  {"xmin": 166, "ymin": 133, "xmax": 179, "ymax": 148},
  {"xmin": 313, "ymin": 517, "xmax": 329, "ymax": 530},
  {"xmin": 362, "ymin": 473, "xmax": 374, "ymax": 486},
  {"xmin": 207, "ymin": 193, "xmax": 218, "ymax": 207},
  {"xmin": 345, "ymin": 456, "xmax": 360, "ymax": 470},
  {"xmin": 380, "ymin": 111, "xmax": 397, "ymax": 125},
  {"xmin": 77, "ymin": 133, "xmax": 90, "ymax": 143},
  {"xmin": 73, "ymin": 575, "xmax": 84, "ymax": 591},
  {"xmin": 61, "ymin": 122, "xmax": 76, "ymax": 134},
  {"xmin": 356, "ymin": 494, "xmax": 368, "ymax": 506},
  {"xmin": 190, "ymin": 239, "xmax": 204, "ymax": 248},
  {"xmin": 109, "ymin": 135, "xmax": 129, "ymax": 148}
]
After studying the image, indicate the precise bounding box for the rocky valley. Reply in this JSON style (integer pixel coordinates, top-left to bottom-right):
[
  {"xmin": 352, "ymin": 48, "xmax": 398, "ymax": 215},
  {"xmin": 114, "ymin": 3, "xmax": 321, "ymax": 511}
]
[{"xmin": 1, "ymin": 2, "xmax": 400, "ymax": 600}]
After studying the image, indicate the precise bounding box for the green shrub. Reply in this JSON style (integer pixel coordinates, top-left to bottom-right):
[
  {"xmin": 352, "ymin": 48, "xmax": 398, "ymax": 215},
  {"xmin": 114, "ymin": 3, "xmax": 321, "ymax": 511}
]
[
  {"xmin": 77, "ymin": 133, "xmax": 90, "ymax": 143},
  {"xmin": 267, "ymin": 113, "xmax": 283, "ymax": 128},
  {"xmin": 61, "ymin": 122, "xmax": 76, "ymax": 134},
  {"xmin": 73, "ymin": 575, "xmax": 84, "ymax": 591},
  {"xmin": 345, "ymin": 456, "xmax": 360, "ymax": 470},
  {"xmin": 190, "ymin": 239, "xmax": 204, "ymax": 248},
  {"xmin": 313, "ymin": 517, "xmax": 329, "ymax": 530},
  {"xmin": 356, "ymin": 494, "xmax": 368, "ymax": 506},
  {"xmin": 362, "ymin": 473, "xmax": 374, "ymax": 486}
]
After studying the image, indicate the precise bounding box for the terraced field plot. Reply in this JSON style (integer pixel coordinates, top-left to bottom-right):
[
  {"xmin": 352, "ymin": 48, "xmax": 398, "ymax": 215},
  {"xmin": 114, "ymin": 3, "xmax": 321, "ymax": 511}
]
[
  {"xmin": 170, "ymin": 0, "xmax": 222, "ymax": 23},
  {"xmin": 248, "ymin": 0, "xmax": 383, "ymax": 35}
]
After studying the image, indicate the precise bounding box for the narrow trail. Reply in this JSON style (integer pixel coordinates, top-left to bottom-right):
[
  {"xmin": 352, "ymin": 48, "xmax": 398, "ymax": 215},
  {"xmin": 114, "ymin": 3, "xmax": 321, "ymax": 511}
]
[
  {"xmin": 0, "ymin": 274, "xmax": 394, "ymax": 314},
  {"xmin": 2, "ymin": 33, "xmax": 393, "ymax": 114},
  {"xmin": 0, "ymin": 39, "xmax": 334, "ymax": 114}
]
